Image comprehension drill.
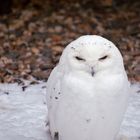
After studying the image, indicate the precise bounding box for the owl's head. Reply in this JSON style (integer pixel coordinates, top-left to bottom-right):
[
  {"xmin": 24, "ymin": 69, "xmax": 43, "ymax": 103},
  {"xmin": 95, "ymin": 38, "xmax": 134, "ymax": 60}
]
[{"xmin": 60, "ymin": 35, "xmax": 124, "ymax": 77}]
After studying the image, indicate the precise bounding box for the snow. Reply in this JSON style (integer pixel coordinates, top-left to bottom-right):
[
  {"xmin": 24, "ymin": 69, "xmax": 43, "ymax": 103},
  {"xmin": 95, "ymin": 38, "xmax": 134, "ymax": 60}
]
[{"xmin": 0, "ymin": 81, "xmax": 139, "ymax": 140}]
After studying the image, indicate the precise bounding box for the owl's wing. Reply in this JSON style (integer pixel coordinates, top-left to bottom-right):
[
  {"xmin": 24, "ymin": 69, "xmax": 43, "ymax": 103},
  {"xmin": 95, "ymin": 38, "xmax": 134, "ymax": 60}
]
[{"xmin": 46, "ymin": 65, "xmax": 63, "ymax": 110}]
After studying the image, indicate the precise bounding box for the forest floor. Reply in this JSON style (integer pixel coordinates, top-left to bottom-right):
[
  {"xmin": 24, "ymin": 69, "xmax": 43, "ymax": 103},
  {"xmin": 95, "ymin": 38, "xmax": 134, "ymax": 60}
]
[{"xmin": 0, "ymin": 2, "xmax": 140, "ymax": 83}]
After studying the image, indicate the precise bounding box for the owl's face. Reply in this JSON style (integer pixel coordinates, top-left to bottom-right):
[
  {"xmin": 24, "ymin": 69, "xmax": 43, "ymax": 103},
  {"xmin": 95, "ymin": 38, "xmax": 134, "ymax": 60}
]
[{"xmin": 60, "ymin": 35, "xmax": 124, "ymax": 77}]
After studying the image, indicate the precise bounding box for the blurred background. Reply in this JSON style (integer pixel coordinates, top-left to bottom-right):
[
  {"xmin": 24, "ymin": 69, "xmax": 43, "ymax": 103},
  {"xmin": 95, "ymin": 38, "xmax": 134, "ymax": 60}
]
[{"xmin": 0, "ymin": 0, "xmax": 139, "ymax": 83}]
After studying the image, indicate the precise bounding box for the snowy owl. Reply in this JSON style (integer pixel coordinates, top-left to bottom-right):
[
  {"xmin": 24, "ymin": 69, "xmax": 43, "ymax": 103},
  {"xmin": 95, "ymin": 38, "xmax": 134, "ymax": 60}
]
[{"xmin": 46, "ymin": 35, "xmax": 130, "ymax": 140}]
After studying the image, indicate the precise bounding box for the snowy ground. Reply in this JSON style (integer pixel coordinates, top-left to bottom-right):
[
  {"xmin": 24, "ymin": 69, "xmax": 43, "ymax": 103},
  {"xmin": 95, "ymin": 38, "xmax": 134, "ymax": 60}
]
[{"xmin": 0, "ymin": 81, "xmax": 139, "ymax": 140}]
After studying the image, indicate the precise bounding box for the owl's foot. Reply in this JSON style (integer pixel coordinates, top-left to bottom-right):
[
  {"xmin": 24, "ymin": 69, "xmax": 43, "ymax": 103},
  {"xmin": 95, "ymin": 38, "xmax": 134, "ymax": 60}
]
[{"xmin": 54, "ymin": 132, "xmax": 59, "ymax": 140}]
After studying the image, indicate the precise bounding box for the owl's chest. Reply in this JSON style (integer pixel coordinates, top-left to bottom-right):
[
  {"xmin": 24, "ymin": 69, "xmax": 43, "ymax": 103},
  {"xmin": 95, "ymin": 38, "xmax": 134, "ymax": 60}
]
[
  {"xmin": 62, "ymin": 73, "xmax": 95, "ymax": 97},
  {"xmin": 60, "ymin": 73, "xmax": 125, "ymax": 106},
  {"xmin": 56, "ymin": 74, "xmax": 125, "ymax": 126}
]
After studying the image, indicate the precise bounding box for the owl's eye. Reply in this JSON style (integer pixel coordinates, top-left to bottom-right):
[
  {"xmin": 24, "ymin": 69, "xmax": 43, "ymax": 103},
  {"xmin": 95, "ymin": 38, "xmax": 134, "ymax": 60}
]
[
  {"xmin": 99, "ymin": 55, "xmax": 108, "ymax": 61},
  {"xmin": 75, "ymin": 56, "xmax": 85, "ymax": 61}
]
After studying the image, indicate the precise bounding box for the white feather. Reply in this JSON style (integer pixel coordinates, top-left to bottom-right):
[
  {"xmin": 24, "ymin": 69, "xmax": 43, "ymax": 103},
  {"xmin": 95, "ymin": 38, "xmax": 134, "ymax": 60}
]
[{"xmin": 46, "ymin": 35, "xmax": 130, "ymax": 140}]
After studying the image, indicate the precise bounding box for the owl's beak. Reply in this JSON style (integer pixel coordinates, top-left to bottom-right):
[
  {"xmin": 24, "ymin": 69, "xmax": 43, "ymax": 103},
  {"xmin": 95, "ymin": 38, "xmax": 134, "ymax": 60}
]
[{"xmin": 91, "ymin": 67, "xmax": 95, "ymax": 77}]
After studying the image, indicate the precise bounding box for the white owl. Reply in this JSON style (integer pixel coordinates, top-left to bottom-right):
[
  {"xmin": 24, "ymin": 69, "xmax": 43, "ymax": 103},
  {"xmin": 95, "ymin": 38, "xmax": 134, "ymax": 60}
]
[{"xmin": 46, "ymin": 35, "xmax": 130, "ymax": 140}]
